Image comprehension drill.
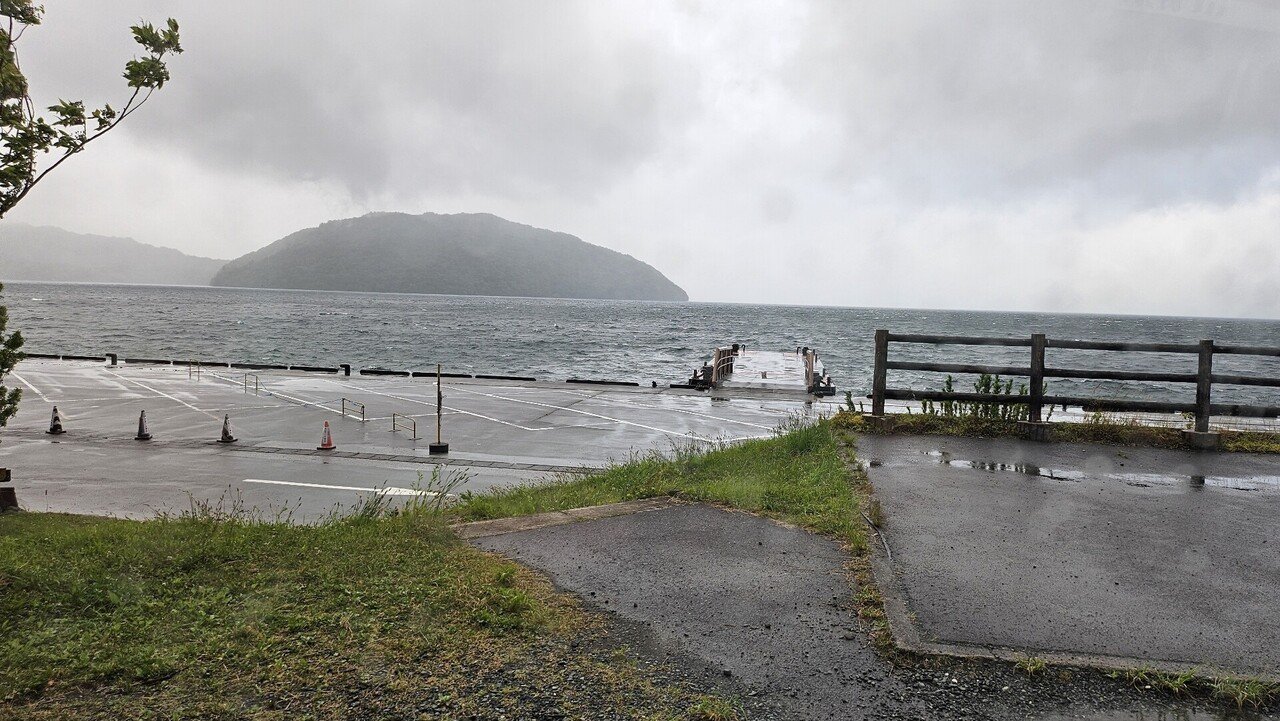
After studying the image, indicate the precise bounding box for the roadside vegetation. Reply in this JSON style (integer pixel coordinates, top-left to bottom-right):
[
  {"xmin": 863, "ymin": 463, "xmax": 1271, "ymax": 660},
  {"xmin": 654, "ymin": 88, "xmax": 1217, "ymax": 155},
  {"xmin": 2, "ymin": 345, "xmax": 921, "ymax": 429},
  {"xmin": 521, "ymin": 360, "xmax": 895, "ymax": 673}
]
[
  {"xmin": 1110, "ymin": 667, "xmax": 1279, "ymax": 710},
  {"xmin": 453, "ymin": 420, "xmax": 867, "ymax": 551},
  {"xmin": 840, "ymin": 380, "xmax": 1280, "ymax": 453},
  {"xmin": 0, "ymin": 490, "xmax": 739, "ymax": 719},
  {"xmin": 838, "ymin": 409, "xmax": 1280, "ymax": 453}
]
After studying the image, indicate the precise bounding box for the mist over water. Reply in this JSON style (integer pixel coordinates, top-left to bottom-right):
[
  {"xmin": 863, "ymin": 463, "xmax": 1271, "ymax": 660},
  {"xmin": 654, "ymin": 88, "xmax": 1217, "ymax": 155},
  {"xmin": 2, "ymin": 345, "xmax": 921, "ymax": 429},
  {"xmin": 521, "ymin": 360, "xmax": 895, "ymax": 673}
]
[{"xmin": 6, "ymin": 282, "xmax": 1280, "ymax": 407}]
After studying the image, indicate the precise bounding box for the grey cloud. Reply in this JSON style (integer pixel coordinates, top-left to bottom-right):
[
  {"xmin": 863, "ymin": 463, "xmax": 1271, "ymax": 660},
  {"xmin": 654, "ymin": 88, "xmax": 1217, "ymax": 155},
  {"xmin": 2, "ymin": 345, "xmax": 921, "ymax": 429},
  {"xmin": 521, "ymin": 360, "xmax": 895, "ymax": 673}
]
[
  {"xmin": 124, "ymin": 3, "xmax": 703, "ymax": 200},
  {"xmin": 788, "ymin": 0, "xmax": 1280, "ymax": 209},
  {"xmin": 7, "ymin": 1, "xmax": 1280, "ymax": 317}
]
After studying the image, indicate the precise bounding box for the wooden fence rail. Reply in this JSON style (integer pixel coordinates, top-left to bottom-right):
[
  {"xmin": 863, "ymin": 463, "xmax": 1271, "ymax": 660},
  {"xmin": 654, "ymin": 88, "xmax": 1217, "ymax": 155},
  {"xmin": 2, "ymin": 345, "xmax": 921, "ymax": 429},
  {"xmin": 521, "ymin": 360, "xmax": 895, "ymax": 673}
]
[{"xmin": 870, "ymin": 330, "xmax": 1280, "ymax": 433}]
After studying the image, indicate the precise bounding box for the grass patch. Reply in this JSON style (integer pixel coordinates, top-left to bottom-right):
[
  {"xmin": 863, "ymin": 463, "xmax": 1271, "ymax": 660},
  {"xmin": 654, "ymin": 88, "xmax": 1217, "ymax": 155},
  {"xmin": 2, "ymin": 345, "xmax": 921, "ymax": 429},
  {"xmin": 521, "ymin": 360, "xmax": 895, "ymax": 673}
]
[
  {"xmin": 835, "ymin": 410, "xmax": 1280, "ymax": 453},
  {"xmin": 685, "ymin": 695, "xmax": 743, "ymax": 720},
  {"xmin": 453, "ymin": 421, "xmax": 867, "ymax": 551},
  {"xmin": 0, "ymin": 495, "xmax": 733, "ymax": 718},
  {"xmin": 1014, "ymin": 655, "xmax": 1048, "ymax": 676},
  {"xmin": 1221, "ymin": 431, "xmax": 1280, "ymax": 454},
  {"xmin": 1109, "ymin": 667, "xmax": 1278, "ymax": 710}
]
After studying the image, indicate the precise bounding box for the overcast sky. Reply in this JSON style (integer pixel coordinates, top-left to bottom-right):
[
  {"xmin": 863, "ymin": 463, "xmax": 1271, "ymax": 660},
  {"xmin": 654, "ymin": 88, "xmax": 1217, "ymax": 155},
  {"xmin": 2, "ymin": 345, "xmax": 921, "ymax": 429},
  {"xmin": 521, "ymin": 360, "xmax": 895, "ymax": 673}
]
[{"xmin": 6, "ymin": 1, "xmax": 1280, "ymax": 317}]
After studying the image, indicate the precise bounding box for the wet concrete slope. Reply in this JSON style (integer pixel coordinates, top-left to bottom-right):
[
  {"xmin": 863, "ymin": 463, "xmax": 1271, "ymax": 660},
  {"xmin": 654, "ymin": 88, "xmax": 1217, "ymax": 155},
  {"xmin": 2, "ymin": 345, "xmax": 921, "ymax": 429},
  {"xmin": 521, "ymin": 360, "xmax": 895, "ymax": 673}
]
[
  {"xmin": 475, "ymin": 503, "xmax": 925, "ymax": 720},
  {"xmin": 857, "ymin": 434, "xmax": 1280, "ymax": 675}
]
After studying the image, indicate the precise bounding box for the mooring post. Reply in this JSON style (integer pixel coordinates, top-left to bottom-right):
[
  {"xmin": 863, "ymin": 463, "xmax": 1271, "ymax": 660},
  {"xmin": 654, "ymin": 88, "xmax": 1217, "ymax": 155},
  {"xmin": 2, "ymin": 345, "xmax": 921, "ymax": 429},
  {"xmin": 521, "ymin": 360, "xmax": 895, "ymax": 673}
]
[
  {"xmin": 871, "ymin": 329, "xmax": 888, "ymax": 416},
  {"xmin": 1029, "ymin": 333, "xmax": 1046, "ymax": 423},
  {"xmin": 1194, "ymin": 339, "xmax": 1214, "ymax": 433}
]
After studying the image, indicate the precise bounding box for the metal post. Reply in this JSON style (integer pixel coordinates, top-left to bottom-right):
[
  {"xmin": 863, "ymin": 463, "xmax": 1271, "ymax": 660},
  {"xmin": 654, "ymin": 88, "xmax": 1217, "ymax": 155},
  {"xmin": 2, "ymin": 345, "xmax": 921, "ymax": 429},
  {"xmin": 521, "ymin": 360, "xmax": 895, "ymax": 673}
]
[
  {"xmin": 871, "ymin": 329, "xmax": 889, "ymax": 416},
  {"xmin": 429, "ymin": 363, "xmax": 449, "ymax": 454},
  {"xmin": 1029, "ymin": 333, "xmax": 1046, "ymax": 423},
  {"xmin": 1194, "ymin": 339, "xmax": 1214, "ymax": 433}
]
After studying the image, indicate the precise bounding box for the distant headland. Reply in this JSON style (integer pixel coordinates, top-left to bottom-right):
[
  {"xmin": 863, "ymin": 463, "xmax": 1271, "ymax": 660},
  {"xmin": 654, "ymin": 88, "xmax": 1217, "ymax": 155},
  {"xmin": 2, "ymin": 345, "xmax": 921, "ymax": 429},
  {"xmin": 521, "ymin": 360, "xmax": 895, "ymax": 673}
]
[
  {"xmin": 212, "ymin": 212, "xmax": 688, "ymax": 301},
  {"xmin": 1, "ymin": 213, "xmax": 689, "ymax": 302}
]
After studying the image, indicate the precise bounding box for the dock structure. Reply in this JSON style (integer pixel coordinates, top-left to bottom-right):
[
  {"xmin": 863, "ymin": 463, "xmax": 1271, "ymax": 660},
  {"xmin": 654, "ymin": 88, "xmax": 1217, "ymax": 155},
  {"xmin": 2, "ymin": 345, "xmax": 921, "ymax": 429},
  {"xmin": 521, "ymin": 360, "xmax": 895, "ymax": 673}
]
[{"xmin": 688, "ymin": 345, "xmax": 835, "ymax": 396}]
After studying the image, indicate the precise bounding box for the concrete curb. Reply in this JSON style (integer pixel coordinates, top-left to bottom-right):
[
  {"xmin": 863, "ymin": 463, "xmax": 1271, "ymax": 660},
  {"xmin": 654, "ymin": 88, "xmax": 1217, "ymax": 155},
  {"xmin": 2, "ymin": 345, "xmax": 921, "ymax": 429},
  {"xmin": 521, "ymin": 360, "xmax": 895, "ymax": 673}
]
[
  {"xmin": 453, "ymin": 496, "xmax": 682, "ymax": 540},
  {"xmin": 859, "ymin": 488, "xmax": 1280, "ymax": 683}
]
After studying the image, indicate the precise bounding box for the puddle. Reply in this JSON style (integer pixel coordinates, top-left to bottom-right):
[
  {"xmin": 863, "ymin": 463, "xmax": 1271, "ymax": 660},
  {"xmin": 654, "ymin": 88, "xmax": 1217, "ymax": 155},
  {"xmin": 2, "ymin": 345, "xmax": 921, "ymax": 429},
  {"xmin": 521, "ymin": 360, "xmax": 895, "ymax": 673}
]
[
  {"xmin": 920, "ymin": 450, "xmax": 1085, "ymax": 481},
  {"xmin": 903, "ymin": 450, "xmax": 1280, "ymax": 491}
]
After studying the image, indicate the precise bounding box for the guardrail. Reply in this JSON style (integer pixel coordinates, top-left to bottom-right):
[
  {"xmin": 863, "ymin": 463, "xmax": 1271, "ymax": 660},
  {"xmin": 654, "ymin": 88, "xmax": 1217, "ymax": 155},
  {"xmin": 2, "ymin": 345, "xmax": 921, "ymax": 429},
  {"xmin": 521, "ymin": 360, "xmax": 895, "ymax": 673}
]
[
  {"xmin": 870, "ymin": 329, "xmax": 1280, "ymax": 433},
  {"xmin": 340, "ymin": 398, "xmax": 366, "ymax": 422},
  {"xmin": 390, "ymin": 413, "xmax": 420, "ymax": 440}
]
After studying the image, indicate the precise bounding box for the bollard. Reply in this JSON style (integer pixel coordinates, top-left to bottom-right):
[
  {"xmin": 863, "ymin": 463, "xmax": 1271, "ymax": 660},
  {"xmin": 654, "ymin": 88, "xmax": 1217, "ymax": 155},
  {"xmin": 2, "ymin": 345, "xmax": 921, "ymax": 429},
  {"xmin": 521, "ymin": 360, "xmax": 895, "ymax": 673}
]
[
  {"xmin": 106, "ymin": 353, "xmax": 118, "ymax": 366},
  {"xmin": 0, "ymin": 468, "xmax": 16, "ymax": 511},
  {"xmin": 340, "ymin": 363, "xmax": 351, "ymax": 377}
]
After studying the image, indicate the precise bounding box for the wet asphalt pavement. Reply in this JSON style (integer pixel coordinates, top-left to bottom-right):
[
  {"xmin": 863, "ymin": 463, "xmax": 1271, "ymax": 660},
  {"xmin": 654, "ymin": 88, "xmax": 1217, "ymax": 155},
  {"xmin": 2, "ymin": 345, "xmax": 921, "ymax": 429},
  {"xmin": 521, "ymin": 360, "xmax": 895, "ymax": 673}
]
[
  {"xmin": 856, "ymin": 434, "xmax": 1280, "ymax": 675},
  {"xmin": 474, "ymin": 502, "xmax": 1276, "ymax": 720}
]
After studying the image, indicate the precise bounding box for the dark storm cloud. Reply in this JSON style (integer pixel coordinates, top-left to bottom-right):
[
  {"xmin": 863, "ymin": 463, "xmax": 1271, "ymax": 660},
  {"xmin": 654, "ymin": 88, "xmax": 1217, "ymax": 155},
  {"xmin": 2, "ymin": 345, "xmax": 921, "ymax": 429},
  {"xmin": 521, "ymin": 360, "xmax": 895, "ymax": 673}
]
[
  {"xmin": 154, "ymin": 4, "xmax": 697, "ymax": 199},
  {"xmin": 26, "ymin": 2, "xmax": 702, "ymax": 200},
  {"xmin": 788, "ymin": 0, "xmax": 1280, "ymax": 208}
]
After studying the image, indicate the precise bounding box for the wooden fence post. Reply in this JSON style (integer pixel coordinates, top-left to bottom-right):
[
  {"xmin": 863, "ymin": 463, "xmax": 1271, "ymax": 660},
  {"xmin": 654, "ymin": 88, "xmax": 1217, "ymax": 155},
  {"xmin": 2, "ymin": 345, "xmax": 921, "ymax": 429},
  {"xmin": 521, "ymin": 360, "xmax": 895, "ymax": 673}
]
[
  {"xmin": 1029, "ymin": 333, "xmax": 1046, "ymax": 422},
  {"xmin": 872, "ymin": 329, "xmax": 889, "ymax": 416},
  {"xmin": 1194, "ymin": 339, "xmax": 1214, "ymax": 433}
]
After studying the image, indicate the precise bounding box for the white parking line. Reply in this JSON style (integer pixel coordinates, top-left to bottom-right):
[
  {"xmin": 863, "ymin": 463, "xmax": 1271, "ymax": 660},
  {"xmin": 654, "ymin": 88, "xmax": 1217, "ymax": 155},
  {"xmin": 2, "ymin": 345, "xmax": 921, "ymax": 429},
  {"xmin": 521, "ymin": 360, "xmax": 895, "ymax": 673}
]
[
  {"xmin": 240, "ymin": 478, "xmax": 432, "ymax": 496},
  {"xmin": 9, "ymin": 371, "xmax": 50, "ymax": 403},
  {"xmin": 105, "ymin": 370, "xmax": 218, "ymax": 419},
  {"xmin": 446, "ymin": 384, "xmax": 722, "ymax": 438},
  {"xmin": 203, "ymin": 371, "xmax": 360, "ymax": 419},
  {"xmin": 320, "ymin": 379, "xmax": 568, "ymax": 432},
  {"xmin": 321, "ymin": 378, "xmax": 767, "ymax": 440}
]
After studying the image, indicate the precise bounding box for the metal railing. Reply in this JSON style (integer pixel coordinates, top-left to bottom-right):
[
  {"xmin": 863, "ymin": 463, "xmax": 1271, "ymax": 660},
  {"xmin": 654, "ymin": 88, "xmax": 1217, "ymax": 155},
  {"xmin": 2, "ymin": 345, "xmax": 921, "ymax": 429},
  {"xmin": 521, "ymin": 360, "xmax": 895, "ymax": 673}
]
[
  {"xmin": 709, "ymin": 345, "xmax": 737, "ymax": 386},
  {"xmin": 390, "ymin": 413, "xmax": 420, "ymax": 440},
  {"xmin": 340, "ymin": 397, "xmax": 366, "ymax": 422},
  {"xmin": 870, "ymin": 330, "xmax": 1280, "ymax": 432},
  {"xmin": 243, "ymin": 373, "xmax": 260, "ymax": 395}
]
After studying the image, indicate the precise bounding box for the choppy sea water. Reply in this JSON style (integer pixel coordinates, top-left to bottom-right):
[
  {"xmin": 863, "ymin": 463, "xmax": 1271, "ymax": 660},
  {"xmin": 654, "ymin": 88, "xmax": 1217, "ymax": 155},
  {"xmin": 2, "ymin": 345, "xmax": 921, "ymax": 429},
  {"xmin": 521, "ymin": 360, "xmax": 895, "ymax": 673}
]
[{"xmin": 5, "ymin": 282, "xmax": 1280, "ymax": 407}]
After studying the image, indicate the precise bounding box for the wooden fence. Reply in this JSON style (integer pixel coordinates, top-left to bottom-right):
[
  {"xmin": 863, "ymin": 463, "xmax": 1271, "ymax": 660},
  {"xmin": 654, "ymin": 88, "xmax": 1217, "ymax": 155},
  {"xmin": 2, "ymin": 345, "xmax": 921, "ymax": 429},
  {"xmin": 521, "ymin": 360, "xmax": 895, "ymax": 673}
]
[{"xmin": 870, "ymin": 330, "xmax": 1280, "ymax": 432}]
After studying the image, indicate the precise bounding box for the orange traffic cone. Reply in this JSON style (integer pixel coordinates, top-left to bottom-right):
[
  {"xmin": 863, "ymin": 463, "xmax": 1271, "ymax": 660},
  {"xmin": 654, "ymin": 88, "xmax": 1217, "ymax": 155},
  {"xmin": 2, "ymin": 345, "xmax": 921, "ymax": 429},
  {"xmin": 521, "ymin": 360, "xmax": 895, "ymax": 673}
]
[
  {"xmin": 135, "ymin": 410, "xmax": 152, "ymax": 441},
  {"xmin": 217, "ymin": 414, "xmax": 237, "ymax": 444},
  {"xmin": 46, "ymin": 406, "xmax": 66, "ymax": 435},
  {"xmin": 316, "ymin": 420, "xmax": 336, "ymax": 450}
]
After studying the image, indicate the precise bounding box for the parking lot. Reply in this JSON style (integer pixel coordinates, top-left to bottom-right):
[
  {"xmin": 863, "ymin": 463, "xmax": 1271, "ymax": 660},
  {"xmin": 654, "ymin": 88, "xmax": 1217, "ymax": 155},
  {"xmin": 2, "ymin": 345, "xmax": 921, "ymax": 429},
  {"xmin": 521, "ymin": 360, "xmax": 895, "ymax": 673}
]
[{"xmin": 1, "ymin": 359, "xmax": 827, "ymax": 520}]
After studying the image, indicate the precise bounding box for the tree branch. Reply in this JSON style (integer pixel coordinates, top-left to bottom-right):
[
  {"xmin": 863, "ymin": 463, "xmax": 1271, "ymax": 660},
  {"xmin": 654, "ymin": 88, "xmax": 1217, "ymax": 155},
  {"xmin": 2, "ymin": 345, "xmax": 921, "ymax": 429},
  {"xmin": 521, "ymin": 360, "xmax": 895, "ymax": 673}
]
[{"xmin": 6, "ymin": 87, "xmax": 152, "ymax": 211}]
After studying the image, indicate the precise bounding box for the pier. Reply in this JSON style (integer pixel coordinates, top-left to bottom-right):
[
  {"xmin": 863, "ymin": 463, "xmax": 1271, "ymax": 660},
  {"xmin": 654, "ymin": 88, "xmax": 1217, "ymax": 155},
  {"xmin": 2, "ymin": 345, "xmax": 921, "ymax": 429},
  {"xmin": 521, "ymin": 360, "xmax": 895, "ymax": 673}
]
[{"xmin": 688, "ymin": 344, "xmax": 836, "ymax": 396}]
